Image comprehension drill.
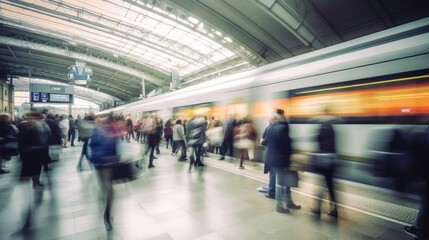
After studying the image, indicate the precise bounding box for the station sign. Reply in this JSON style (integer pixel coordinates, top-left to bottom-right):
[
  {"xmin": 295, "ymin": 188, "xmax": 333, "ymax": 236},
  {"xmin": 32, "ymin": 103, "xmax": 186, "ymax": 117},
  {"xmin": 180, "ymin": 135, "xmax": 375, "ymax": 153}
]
[{"xmin": 29, "ymin": 83, "xmax": 74, "ymax": 104}]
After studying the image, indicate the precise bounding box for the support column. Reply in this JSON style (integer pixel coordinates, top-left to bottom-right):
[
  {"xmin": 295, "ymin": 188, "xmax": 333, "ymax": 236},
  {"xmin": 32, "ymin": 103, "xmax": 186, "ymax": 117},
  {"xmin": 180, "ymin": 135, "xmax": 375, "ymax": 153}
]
[
  {"xmin": 8, "ymin": 75, "xmax": 14, "ymax": 118},
  {"xmin": 141, "ymin": 78, "xmax": 146, "ymax": 99}
]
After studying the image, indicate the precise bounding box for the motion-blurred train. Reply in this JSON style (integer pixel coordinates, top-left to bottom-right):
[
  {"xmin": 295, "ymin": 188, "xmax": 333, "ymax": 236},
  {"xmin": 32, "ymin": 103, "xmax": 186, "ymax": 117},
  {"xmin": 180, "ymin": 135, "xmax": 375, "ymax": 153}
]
[{"xmin": 102, "ymin": 18, "xmax": 429, "ymax": 188}]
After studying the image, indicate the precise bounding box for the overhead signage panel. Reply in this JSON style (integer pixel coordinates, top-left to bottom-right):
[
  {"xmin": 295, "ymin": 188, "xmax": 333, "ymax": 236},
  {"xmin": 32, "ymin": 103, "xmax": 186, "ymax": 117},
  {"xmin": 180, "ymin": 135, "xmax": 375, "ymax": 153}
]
[{"xmin": 30, "ymin": 92, "xmax": 73, "ymax": 104}]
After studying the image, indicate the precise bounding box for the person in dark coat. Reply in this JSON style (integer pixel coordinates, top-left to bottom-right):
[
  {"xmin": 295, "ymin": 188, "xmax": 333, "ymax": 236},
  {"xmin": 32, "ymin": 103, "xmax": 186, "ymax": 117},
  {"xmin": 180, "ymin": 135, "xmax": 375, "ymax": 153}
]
[
  {"xmin": 68, "ymin": 115, "xmax": 76, "ymax": 146},
  {"xmin": 264, "ymin": 109, "xmax": 301, "ymax": 213},
  {"xmin": 164, "ymin": 119, "xmax": 173, "ymax": 149},
  {"xmin": 313, "ymin": 122, "xmax": 338, "ymax": 217},
  {"xmin": 0, "ymin": 113, "xmax": 18, "ymax": 173},
  {"xmin": 44, "ymin": 113, "xmax": 63, "ymax": 163},
  {"xmin": 143, "ymin": 114, "xmax": 162, "ymax": 168},
  {"xmin": 404, "ymin": 126, "xmax": 429, "ymax": 240},
  {"xmin": 219, "ymin": 114, "xmax": 237, "ymax": 160},
  {"xmin": 186, "ymin": 115, "xmax": 207, "ymax": 167},
  {"xmin": 18, "ymin": 111, "xmax": 51, "ymax": 188}
]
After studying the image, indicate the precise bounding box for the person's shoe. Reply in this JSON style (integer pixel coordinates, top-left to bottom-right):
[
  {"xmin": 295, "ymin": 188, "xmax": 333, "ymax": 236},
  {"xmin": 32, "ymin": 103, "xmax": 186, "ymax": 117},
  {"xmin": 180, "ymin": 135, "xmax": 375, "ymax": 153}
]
[
  {"xmin": 32, "ymin": 183, "xmax": 44, "ymax": 190},
  {"xmin": 327, "ymin": 209, "xmax": 338, "ymax": 218},
  {"xmin": 0, "ymin": 169, "xmax": 10, "ymax": 174},
  {"xmin": 404, "ymin": 226, "xmax": 418, "ymax": 239},
  {"xmin": 265, "ymin": 194, "xmax": 275, "ymax": 199},
  {"xmin": 153, "ymin": 156, "xmax": 158, "ymax": 159},
  {"xmin": 219, "ymin": 157, "xmax": 225, "ymax": 160},
  {"xmin": 287, "ymin": 203, "xmax": 302, "ymax": 209},
  {"xmin": 196, "ymin": 163, "xmax": 205, "ymax": 167},
  {"xmin": 276, "ymin": 205, "xmax": 290, "ymax": 213},
  {"xmin": 148, "ymin": 164, "xmax": 155, "ymax": 168},
  {"xmin": 71, "ymin": 144, "xmax": 75, "ymax": 147},
  {"xmin": 76, "ymin": 167, "xmax": 82, "ymax": 172},
  {"xmin": 104, "ymin": 217, "xmax": 113, "ymax": 231},
  {"xmin": 238, "ymin": 166, "xmax": 245, "ymax": 169}
]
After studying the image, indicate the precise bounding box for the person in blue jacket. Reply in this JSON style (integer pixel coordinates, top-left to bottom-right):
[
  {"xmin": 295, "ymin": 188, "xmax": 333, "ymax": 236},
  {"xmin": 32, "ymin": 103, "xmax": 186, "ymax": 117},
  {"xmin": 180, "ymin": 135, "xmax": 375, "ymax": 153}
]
[{"xmin": 89, "ymin": 114, "xmax": 120, "ymax": 231}]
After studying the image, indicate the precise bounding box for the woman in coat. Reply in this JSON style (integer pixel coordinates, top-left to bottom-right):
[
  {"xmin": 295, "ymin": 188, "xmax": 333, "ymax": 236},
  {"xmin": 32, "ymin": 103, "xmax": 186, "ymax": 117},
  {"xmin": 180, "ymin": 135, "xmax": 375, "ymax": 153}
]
[
  {"xmin": 264, "ymin": 109, "xmax": 301, "ymax": 213},
  {"xmin": 18, "ymin": 111, "xmax": 50, "ymax": 188}
]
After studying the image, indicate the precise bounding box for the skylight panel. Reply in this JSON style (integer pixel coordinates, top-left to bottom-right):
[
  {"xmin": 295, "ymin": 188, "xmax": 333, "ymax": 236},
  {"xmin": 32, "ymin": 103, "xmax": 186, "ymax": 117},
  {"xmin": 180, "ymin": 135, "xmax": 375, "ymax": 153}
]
[
  {"xmin": 211, "ymin": 52, "xmax": 228, "ymax": 62},
  {"xmin": 152, "ymin": 22, "xmax": 173, "ymax": 35}
]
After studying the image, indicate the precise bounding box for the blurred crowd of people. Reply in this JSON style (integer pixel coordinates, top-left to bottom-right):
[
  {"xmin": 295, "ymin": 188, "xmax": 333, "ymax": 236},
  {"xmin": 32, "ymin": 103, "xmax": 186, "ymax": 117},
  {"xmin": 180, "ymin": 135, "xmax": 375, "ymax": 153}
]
[{"xmin": 0, "ymin": 107, "xmax": 427, "ymax": 239}]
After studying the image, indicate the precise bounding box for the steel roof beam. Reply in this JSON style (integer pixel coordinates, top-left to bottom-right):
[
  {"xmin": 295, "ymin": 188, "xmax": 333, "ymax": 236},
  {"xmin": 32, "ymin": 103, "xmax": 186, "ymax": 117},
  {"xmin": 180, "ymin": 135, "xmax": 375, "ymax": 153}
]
[
  {"xmin": 0, "ymin": 36, "xmax": 164, "ymax": 86},
  {"xmin": 255, "ymin": 0, "xmax": 342, "ymax": 49}
]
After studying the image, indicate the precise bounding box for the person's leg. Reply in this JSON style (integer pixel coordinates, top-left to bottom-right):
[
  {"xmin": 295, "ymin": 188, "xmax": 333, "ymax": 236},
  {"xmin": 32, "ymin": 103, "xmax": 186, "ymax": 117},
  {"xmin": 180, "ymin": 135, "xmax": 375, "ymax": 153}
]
[
  {"xmin": 325, "ymin": 167, "xmax": 337, "ymax": 216},
  {"xmin": 239, "ymin": 149, "xmax": 245, "ymax": 169},
  {"xmin": 96, "ymin": 167, "xmax": 113, "ymax": 230},
  {"xmin": 228, "ymin": 140, "xmax": 234, "ymax": 158},
  {"xmin": 415, "ymin": 183, "xmax": 429, "ymax": 239},
  {"xmin": 219, "ymin": 140, "xmax": 226, "ymax": 160},
  {"xmin": 148, "ymin": 145, "xmax": 156, "ymax": 167},
  {"xmin": 267, "ymin": 167, "xmax": 276, "ymax": 198},
  {"xmin": 172, "ymin": 140, "xmax": 178, "ymax": 154},
  {"xmin": 179, "ymin": 141, "xmax": 187, "ymax": 160},
  {"xmin": 156, "ymin": 144, "xmax": 160, "ymax": 154},
  {"xmin": 70, "ymin": 129, "xmax": 76, "ymax": 146},
  {"xmin": 195, "ymin": 145, "xmax": 203, "ymax": 166}
]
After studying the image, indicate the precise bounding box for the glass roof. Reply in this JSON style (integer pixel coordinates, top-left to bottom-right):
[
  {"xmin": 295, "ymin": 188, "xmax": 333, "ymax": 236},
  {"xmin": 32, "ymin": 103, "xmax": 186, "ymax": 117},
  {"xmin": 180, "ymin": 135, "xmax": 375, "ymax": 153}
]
[{"xmin": 1, "ymin": 0, "xmax": 249, "ymax": 77}]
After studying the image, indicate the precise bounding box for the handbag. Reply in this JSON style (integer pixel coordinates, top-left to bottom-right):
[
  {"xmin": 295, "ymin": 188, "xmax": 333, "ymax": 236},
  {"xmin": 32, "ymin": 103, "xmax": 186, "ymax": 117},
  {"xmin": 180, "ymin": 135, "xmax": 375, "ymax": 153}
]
[
  {"xmin": 112, "ymin": 162, "xmax": 138, "ymax": 184},
  {"xmin": 2, "ymin": 137, "xmax": 19, "ymax": 157},
  {"xmin": 278, "ymin": 169, "xmax": 299, "ymax": 187}
]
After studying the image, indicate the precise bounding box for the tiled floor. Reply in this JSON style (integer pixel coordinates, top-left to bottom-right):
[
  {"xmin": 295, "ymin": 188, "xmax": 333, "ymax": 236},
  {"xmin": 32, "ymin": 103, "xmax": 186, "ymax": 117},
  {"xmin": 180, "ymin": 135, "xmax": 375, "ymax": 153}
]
[{"xmin": 0, "ymin": 142, "xmax": 417, "ymax": 240}]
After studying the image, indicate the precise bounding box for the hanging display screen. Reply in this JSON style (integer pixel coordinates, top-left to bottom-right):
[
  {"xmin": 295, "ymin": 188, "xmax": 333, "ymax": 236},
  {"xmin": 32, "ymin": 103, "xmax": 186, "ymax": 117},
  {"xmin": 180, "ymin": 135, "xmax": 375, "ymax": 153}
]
[{"xmin": 31, "ymin": 92, "xmax": 73, "ymax": 104}]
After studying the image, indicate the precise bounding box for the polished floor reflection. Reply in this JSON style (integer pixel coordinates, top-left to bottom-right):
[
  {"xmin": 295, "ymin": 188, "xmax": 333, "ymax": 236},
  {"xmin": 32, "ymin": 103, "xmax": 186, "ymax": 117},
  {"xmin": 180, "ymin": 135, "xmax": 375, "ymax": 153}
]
[{"xmin": 0, "ymin": 142, "xmax": 414, "ymax": 240}]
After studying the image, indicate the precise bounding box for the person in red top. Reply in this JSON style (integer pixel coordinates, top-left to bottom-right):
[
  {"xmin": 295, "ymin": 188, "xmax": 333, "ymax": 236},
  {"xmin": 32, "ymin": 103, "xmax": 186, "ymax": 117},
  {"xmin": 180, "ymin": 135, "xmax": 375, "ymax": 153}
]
[{"xmin": 164, "ymin": 119, "xmax": 173, "ymax": 149}]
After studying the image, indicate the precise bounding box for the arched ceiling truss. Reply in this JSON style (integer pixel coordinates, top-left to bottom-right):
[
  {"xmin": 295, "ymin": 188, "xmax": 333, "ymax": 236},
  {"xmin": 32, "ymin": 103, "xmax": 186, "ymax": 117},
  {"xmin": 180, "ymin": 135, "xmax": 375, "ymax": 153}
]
[{"xmin": 1, "ymin": 0, "xmax": 429, "ymax": 104}]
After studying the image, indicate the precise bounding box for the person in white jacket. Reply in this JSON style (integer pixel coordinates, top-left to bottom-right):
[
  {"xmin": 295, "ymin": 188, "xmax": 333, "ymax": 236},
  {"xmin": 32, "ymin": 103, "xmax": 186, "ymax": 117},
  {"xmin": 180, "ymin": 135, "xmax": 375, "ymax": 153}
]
[
  {"xmin": 58, "ymin": 115, "xmax": 69, "ymax": 147},
  {"xmin": 173, "ymin": 119, "xmax": 187, "ymax": 161}
]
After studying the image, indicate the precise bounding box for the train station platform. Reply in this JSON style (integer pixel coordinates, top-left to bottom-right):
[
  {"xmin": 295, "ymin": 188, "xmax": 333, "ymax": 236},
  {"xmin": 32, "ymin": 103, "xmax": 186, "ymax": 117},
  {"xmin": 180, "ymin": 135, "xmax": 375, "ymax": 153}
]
[{"xmin": 0, "ymin": 140, "xmax": 420, "ymax": 240}]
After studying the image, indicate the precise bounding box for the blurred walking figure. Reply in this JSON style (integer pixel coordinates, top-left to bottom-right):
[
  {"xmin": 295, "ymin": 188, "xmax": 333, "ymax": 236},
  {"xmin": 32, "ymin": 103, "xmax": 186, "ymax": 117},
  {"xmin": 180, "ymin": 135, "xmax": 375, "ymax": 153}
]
[
  {"xmin": 16, "ymin": 111, "xmax": 51, "ymax": 231},
  {"xmin": 137, "ymin": 114, "xmax": 162, "ymax": 168},
  {"xmin": 18, "ymin": 111, "xmax": 51, "ymax": 189},
  {"xmin": 133, "ymin": 119, "xmax": 142, "ymax": 142},
  {"xmin": 310, "ymin": 107, "xmax": 340, "ymax": 218},
  {"xmin": 173, "ymin": 119, "xmax": 187, "ymax": 161},
  {"xmin": 76, "ymin": 114, "xmax": 95, "ymax": 171},
  {"xmin": 404, "ymin": 126, "xmax": 429, "ymax": 240},
  {"xmin": 88, "ymin": 115, "xmax": 120, "ymax": 231},
  {"xmin": 44, "ymin": 113, "xmax": 62, "ymax": 162},
  {"xmin": 0, "ymin": 113, "xmax": 18, "ymax": 173},
  {"xmin": 125, "ymin": 117, "xmax": 133, "ymax": 143},
  {"xmin": 233, "ymin": 117, "xmax": 257, "ymax": 169},
  {"xmin": 219, "ymin": 114, "xmax": 237, "ymax": 160},
  {"xmin": 206, "ymin": 119, "xmax": 224, "ymax": 155},
  {"xmin": 68, "ymin": 115, "xmax": 76, "ymax": 146},
  {"xmin": 58, "ymin": 115, "xmax": 69, "ymax": 148},
  {"xmin": 164, "ymin": 119, "xmax": 173, "ymax": 149},
  {"xmin": 186, "ymin": 115, "xmax": 207, "ymax": 167},
  {"xmin": 264, "ymin": 109, "xmax": 301, "ymax": 213}
]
